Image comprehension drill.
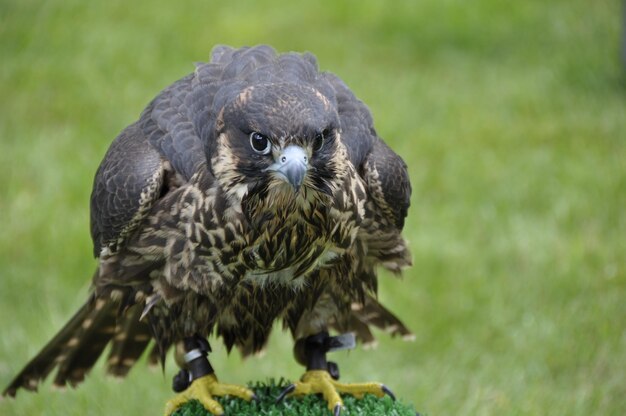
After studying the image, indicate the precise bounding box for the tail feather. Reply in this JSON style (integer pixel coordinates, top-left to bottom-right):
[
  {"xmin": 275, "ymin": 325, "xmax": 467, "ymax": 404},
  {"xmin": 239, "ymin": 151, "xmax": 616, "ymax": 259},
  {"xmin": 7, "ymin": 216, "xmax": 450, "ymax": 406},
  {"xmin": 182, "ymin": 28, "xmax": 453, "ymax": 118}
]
[
  {"xmin": 53, "ymin": 299, "xmax": 117, "ymax": 387},
  {"xmin": 147, "ymin": 343, "xmax": 163, "ymax": 367},
  {"xmin": 2, "ymin": 297, "xmax": 105, "ymax": 396},
  {"xmin": 348, "ymin": 315, "xmax": 377, "ymax": 347},
  {"xmin": 105, "ymin": 305, "xmax": 152, "ymax": 377},
  {"xmin": 2, "ymin": 294, "xmax": 154, "ymax": 398},
  {"xmin": 351, "ymin": 295, "xmax": 414, "ymax": 341}
]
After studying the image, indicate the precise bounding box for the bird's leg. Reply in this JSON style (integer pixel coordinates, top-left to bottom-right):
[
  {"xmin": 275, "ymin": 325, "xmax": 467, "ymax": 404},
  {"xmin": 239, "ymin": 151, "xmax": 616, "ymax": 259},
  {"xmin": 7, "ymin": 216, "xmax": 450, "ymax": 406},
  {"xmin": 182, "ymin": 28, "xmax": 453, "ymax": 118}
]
[
  {"xmin": 276, "ymin": 331, "xmax": 395, "ymax": 415},
  {"xmin": 164, "ymin": 335, "xmax": 255, "ymax": 416}
]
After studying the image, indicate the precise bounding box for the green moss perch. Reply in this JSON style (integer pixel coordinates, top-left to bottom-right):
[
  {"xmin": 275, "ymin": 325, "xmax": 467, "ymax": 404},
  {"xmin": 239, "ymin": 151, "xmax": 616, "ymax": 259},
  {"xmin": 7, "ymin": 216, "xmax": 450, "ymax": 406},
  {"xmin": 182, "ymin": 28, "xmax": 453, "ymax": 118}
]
[{"xmin": 171, "ymin": 379, "xmax": 419, "ymax": 415}]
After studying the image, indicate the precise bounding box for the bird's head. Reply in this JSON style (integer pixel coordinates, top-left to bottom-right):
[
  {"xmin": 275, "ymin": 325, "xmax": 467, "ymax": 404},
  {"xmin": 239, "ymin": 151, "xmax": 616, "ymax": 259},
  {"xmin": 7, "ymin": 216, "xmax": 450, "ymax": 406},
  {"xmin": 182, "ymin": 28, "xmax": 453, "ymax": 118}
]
[{"xmin": 209, "ymin": 83, "xmax": 344, "ymax": 213}]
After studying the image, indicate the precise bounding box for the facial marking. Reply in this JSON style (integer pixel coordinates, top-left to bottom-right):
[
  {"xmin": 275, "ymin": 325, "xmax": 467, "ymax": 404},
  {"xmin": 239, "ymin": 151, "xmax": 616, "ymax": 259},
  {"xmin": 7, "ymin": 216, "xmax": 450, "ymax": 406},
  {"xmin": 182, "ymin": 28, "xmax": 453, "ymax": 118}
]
[
  {"xmin": 236, "ymin": 87, "xmax": 255, "ymax": 106},
  {"xmin": 314, "ymin": 90, "xmax": 332, "ymax": 111}
]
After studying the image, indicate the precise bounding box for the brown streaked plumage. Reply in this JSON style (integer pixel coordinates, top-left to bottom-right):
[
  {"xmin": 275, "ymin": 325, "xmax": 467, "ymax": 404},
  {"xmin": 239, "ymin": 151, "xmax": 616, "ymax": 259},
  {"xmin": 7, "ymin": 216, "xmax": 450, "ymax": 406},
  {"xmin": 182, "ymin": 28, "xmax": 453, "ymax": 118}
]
[{"xmin": 3, "ymin": 45, "xmax": 412, "ymax": 414}]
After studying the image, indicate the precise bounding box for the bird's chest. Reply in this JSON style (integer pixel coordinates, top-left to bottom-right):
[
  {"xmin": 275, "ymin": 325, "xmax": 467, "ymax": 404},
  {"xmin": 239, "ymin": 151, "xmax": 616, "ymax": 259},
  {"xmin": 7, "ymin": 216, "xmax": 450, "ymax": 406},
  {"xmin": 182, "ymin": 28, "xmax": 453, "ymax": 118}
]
[
  {"xmin": 160, "ymin": 178, "xmax": 363, "ymax": 295},
  {"xmin": 241, "ymin": 208, "xmax": 337, "ymax": 283},
  {"xmin": 234, "ymin": 181, "xmax": 364, "ymax": 286}
]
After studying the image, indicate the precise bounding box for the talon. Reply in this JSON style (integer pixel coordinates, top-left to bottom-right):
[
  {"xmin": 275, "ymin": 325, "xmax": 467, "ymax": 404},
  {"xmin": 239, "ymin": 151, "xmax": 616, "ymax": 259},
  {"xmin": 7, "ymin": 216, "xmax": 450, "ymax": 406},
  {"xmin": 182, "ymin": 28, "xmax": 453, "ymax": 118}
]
[
  {"xmin": 381, "ymin": 384, "xmax": 396, "ymax": 401},
  {"xmin": 172, "ymin": 369, "xmax": 191, "ymax": 392},
  {"xmin": 276, "ymin": 383, "xmax": 296, "ymax": 403},
  {"xmin": 283, "ymin": 369, "xmax": 398, "ymax": 412},
  {"xmin": 286, "ymin": 332, "xmax": 396, "ymax": 412},
  {"xmin": 327, "ymin": 361, "xmax": 340, "ymax": 380},
  {"xmin": 164, "ymin": 374, "xmax": 253, "ymax": 415}
]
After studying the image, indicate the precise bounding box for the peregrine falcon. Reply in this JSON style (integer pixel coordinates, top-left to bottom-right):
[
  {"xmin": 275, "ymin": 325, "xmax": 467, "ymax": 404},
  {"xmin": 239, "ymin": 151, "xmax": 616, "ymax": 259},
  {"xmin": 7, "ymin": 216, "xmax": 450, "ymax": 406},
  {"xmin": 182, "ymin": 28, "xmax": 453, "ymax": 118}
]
[{"xmin": 3, "ymin": 45, "xmax": 413, "ymax": 415}]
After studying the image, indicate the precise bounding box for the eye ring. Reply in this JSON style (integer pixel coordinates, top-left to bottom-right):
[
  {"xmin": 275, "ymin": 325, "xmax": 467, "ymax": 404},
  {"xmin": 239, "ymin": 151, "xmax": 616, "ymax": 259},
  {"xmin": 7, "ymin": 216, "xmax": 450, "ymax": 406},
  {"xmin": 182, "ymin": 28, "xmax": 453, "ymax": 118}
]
[
  {"xmin": 249, "ymin": 132, "xmax": 272, "ymax": 155},
  {"xmin": 313, "ymin": 130, "xmax": 327, "ymax": 152}
]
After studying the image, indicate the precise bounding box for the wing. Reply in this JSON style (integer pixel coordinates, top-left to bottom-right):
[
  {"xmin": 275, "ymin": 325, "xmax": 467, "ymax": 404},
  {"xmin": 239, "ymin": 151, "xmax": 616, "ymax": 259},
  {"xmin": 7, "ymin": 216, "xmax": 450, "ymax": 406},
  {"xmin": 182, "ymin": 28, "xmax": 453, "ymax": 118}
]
[
  {"xmin": 324, "ymin": 72, "xmax": 411, "ymax": 230},
  {"xmin": 90, "ymin": 72, "xmax": 211, "ymax": 257},
  {"xmin": 362, "ymin": 139, "xmax": 411, "ymax": 229},
  {"xmin": 90, "ymin": 122, "xmax": 165, "ymax": 257}
]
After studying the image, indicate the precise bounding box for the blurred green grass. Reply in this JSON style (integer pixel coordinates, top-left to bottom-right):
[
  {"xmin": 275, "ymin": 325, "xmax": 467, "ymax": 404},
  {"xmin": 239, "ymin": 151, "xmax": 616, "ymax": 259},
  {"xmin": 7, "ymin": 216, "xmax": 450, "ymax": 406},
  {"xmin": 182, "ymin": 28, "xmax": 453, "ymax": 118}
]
[{"xmin": 1, "ymin": 0, "xmax": 624, "ymax": 414}]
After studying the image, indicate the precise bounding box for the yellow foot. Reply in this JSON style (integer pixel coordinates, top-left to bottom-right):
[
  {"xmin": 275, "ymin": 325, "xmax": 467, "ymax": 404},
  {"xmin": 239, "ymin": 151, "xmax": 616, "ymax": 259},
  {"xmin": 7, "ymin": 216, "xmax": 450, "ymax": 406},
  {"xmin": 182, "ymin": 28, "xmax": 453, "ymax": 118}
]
[
  {"xmin": 164, "ymin": 373, "xmax": 255, "ymax": 416},
  {"xmin": 276, "ymin": 370, "xmax": 395, "ymax": 415}
]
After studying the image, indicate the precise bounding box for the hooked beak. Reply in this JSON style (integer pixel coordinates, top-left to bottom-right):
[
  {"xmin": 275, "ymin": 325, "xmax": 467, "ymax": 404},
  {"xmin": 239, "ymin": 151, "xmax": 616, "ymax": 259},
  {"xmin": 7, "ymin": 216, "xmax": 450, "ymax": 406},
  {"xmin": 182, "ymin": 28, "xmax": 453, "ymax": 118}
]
[{"xmin": 267, "ymin": 145, "xmax": 308, "ymax": 191}]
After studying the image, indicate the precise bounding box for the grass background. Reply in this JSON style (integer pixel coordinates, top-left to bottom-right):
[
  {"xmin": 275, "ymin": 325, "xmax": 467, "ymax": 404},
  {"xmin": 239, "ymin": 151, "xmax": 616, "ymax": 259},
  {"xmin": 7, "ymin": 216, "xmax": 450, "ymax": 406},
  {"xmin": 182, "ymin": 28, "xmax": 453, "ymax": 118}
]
[{"xmin": 1, "ymin": 0, "xmax": 625, "ymax": 414}]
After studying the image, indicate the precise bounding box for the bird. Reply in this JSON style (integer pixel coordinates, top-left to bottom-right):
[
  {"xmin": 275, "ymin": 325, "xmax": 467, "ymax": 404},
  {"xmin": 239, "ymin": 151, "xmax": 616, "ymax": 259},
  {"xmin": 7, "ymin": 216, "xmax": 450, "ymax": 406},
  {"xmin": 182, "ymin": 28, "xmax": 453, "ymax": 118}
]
[{"xmin": 2, "ymin": 45, "xmax": 413, "ymax": 416}]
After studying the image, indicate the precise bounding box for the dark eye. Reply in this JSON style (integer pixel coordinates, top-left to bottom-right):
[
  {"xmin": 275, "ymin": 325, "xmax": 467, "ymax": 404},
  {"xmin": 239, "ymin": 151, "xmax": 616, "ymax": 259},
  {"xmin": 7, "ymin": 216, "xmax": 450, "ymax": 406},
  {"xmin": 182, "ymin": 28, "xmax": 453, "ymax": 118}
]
[
  {"xmin": 249, "ymin": 132, "xmax": 272, "ymax": 155},
  {"xmin": 313, "ymin": 129, "xmax": 327, "ymax": 152}
]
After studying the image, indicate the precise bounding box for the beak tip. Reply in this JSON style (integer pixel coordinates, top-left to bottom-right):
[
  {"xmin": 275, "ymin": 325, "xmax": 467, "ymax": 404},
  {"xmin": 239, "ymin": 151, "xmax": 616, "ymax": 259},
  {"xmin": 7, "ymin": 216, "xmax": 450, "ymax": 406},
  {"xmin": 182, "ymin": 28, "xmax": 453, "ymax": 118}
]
[{"xmin": 287, "ymin": 170, "xmax": 305, "ymax": 192}]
